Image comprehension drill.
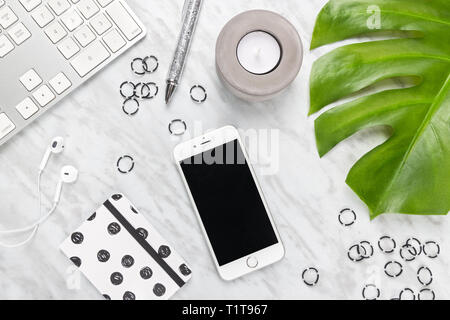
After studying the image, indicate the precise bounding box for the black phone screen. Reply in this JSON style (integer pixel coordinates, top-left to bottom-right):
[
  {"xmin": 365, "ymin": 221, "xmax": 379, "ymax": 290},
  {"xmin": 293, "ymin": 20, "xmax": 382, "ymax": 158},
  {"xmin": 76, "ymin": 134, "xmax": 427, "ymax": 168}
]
[{"xmin": 180, "ymin": 139, "xmax": 278, "ymax": 266}]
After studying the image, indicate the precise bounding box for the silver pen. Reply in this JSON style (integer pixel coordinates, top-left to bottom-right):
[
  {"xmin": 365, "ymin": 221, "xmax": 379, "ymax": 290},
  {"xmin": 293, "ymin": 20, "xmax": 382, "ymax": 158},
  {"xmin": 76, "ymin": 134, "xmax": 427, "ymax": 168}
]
[{"xmin": 165, "ymin": 0, "xmax": 203, "ymax": 104}]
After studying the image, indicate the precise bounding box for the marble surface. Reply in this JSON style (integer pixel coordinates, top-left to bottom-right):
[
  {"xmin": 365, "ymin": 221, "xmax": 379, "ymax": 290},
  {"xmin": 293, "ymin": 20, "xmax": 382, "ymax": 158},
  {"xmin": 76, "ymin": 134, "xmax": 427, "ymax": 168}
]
[{"xmin": 0, "ymin": 0, "xmax": 448, "ymax": 300}]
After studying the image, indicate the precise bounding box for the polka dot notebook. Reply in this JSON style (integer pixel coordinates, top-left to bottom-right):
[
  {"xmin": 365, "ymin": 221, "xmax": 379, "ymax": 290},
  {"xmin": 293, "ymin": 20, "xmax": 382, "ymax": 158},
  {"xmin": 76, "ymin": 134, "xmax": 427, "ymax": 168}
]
[{"xmin": 60, "ymin": 193, "xmax": 192, "ymax": 300}]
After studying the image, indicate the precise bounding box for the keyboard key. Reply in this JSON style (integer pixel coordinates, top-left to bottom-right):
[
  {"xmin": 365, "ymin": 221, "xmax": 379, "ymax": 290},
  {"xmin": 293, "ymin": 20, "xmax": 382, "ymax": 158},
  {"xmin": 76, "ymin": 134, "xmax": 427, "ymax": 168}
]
[
  {"xmin": 70, "ymin": 40, "xmax": 110, "ymax": 77},
  {"xmin": 32, "ymin": 5, "xmax": 54, "ymax": 27},
  {"xmin": 48, "ymin": 0, "xmax": 70, "ymax": 16},
  {"xmin": 90, "ymin": 13, "xmax": 111, "ymax": 35},
  {"xmin": 74, "ymin": 24, "xmax": 95, "ymax": 47},
  {"xmin": 9, "ymin": 23, "xmax": 31, "ymax": 45},
  {"xmin": 58, "ymin": 37, "xmax": 79, "ymax": 59},
  {"xmin": 61, "ymin": 9, "xmax": 83, "ymax": 31},
  {"xmin": 106, "ymin": 2, "xmax": 141, "ymax": 41},
  {"xmin": 33, "ymin": 85, "xmax": 55, "ymax": 107},
  {"xmin": 15, "ymin": 97, "xmax": 39, "ymax": 120},
  {"xmin": 19, "ymin": 0, "xmax": 42, "ymax": 12},
  {"xmin": 45, "ymin": 21, "xmax": 67, "ymax": 43},
  {"xmin": 20, "ymin": 69, "xmax": 42, "ymax": 91},
  {"xmin": 103, "ymin": 29, "xmax": 125, "ymax": 53},
  {"xmin": 0, "ymin": 113, "xmax": 15, "ymax": 140},
  {"xmin": 77, "ymin": 0, "xmax": 99, "ymax": 19},
  {"xmin": 0, "ymin": 6, "xmax": 18, "ymax": 29},
  {"xmin": 0, "ymin": 34, "xmax": 14, "ymax": 58},
  {"xmin": 97, "ymin": 0, "xmax": 113, "ymax": 7},
  {"xmin": 49, "ymin": 72, "xmax": 72, "ymax": 94}
]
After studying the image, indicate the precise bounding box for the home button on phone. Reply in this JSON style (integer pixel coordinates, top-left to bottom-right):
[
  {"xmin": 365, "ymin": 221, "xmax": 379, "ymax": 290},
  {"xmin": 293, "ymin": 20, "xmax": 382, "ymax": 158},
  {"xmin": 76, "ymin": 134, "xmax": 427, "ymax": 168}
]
[{"xmin": 246, "ymin": 256, "xmax": 258, "ymax": 268}]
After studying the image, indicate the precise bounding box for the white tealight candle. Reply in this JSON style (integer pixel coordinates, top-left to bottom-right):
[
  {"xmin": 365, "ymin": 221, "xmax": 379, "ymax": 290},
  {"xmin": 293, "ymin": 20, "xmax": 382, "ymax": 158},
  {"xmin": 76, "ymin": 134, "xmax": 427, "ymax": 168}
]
[
  {"xmin": 216, "ymin": 10, "xmax": 303, "ymax": 101},
  {"xmin": 237, "ymin": 31, "xmax": 282, "ymax": 75}
]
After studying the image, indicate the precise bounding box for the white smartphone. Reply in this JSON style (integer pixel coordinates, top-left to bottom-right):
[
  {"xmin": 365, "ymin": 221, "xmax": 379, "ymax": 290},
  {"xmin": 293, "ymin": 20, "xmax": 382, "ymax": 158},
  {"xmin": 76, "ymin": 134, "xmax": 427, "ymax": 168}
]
[{"xmin": 174, "ymin": 125, "xmax": 284, "ymax": 281}]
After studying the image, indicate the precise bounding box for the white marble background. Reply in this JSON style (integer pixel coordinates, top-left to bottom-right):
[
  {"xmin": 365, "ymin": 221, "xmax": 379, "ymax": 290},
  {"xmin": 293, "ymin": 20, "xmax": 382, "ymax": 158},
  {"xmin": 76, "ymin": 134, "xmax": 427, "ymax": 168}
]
[{"xmin": 0, "ymin": 0, "xmax": 448, "ymax": 300}]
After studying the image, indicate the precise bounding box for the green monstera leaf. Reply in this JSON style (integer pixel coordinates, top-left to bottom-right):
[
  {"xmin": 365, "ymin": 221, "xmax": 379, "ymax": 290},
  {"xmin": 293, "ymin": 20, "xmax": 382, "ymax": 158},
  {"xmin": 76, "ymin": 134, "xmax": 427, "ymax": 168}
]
[{"xmin": 310, "ymin": 0, "xmax": 450, "ymax": 219}]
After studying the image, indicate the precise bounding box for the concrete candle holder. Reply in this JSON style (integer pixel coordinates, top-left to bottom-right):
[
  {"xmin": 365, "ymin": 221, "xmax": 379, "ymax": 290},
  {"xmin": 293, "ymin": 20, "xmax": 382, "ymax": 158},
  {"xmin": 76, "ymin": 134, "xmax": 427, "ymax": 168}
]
[{"xmin": 216, "ymin": 10, "xmax": 303, "ymax": 102}]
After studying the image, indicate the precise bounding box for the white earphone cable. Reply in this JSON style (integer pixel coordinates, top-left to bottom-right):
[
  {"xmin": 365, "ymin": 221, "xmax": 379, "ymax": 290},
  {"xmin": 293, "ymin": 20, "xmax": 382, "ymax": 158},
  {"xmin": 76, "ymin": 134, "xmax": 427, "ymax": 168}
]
[
  {"xmin": 0, "ymin": 137, "xmax": 77, "ymax": 249},
  {"xmin": 0, "ymin": 171, "xmax": 43, "ymax": 235},
  {"xmin": 0, "ymin": 171, "xmax": 58, "ymax": 248},
  {"xmin": 0, "ymin": 203, "xmax": 58, "ymax": 248}
]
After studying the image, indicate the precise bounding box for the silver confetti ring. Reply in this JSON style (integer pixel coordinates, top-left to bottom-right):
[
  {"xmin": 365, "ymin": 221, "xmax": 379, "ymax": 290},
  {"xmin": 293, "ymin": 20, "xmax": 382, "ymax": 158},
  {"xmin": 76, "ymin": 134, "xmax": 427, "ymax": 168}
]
[
  {"xmin": 418, "ymin": 288, "xmax": 435, "ymax": 300},
  {"xmin": 168, "ymin": 119, "xmax": 187, "ymax": 136},
  {"xmin": 120, "ymin": 81, "xmax": 137, "ymax": 99},
  {"xmin": 142, "ymin": 55, "xmax": 159, "ymax": 73},
  {"xmin": 301, "ymin": 267, "xmax": 319, "ymax": 287},
  {"xmin": 190, "ymin": 85, "xmax": 207, "ymax": 103},
  {"xmin": 348, "ymin": 244, "xmax": 367, "ymax": 262},
  {"xmin": 399, "ymin": 288, "xmax": 415, "ymax": 300},
  {"xmin": 406, "ymin": 237, "xmax": 422, "ymax": 256},
  {"xmin": 338, "ymin": 208, "xmax": 356, "ymax": 227},
  {"xmin": 131, "ymin": 58, "xmax": 147, "ymax": 75},
  {"xmin": 378, "ymin": 236, "xmax": 396, "ymax": 254},
  {"xmin": 141, "ymin": 82, "xmax": 159, "ymax": 99},
  {"xmin": 384, "ymin": 260, "xmax": 403, "ymax": 278},
  {"xmin": 116, "ymin": 155, "xmax": 135, "ymax": 174},
  {"xmin": 423, "ymin": 241, "xmax": 440, "ymax": 259},
  {"xmin": 359, "ymin": 241, "xmax": 374, "ymax": 259},
  {"xmin": 399, "ymin": 243, "xmax": 417, "ymax": 262},
  {"xmin": 362, "ymin": 284, "xmax": 380, "ymax": 300},
  {"xmin": 417, "ymin": 266, "xmax": 433, "ymax": 286},
  {"xmin": 122, "ymin": 97, "xmax": 140, "ymax": 116}
]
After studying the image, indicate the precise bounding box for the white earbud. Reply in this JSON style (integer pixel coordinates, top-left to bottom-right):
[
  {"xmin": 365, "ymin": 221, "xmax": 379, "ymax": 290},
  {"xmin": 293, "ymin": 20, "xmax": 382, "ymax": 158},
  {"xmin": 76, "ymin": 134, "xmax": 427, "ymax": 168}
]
[
  {"xmin": 53, "ymin": 165, "xmax": 78, "ymax": 204},
  {"xmin": 0, "ymin": 137, "xmax": 78, "ymax": 249},
  {"xmin": 39, "ymin": 137, "xmax": 65, "ymax": 172}
]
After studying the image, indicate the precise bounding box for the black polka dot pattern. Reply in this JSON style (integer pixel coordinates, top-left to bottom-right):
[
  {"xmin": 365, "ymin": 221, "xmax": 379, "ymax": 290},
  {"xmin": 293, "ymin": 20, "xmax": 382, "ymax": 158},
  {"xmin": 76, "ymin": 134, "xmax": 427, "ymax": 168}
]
[
  {"xmin": 71, "ymin": 232, "xmax": 84, "ymax": 244},
  {"xmin": 110, "ymin": 272, "xmax": 123, "ymax": 285},
  {"xmin": 108, "ymin": 222, "xmax": 121, "ymax": 235},
  {"xmin": 121, "ymin": 255, "xmax": 135, "ymax": 268},
  {"xmin": 70, "ymin": 256, "xmax": 82, "ymax": 267},
  {"xmin": 158, "ymin": 245, "xmax": 171, "ymax": 258},
  {"xmin": 97, "ymin": 250, "xmax": 110, "ymax": 262},
  {"xmin": 179, "ymin": 264, "xmax": 191, "ymax": 276},
  {"xmin": 153, "ymin": 283, "xmax": 166, "ymax": 297},
  {"xmin": 123, "ymin": 291, "xmax": 136, "ymax": 300},
  {"xmin": 112, "ymin": 194, "xmax": 123, "ymax": 200},
  {"xmin": 136, "ymin": 227, "xmax": 148, "ymax": 239},
  {"xmin": 140, "ymin": 267, "xmax": 153, "ymax": 279},
  {"xmin": 63, "ymin": 194, "xmax": 193, "ymax": 300}
]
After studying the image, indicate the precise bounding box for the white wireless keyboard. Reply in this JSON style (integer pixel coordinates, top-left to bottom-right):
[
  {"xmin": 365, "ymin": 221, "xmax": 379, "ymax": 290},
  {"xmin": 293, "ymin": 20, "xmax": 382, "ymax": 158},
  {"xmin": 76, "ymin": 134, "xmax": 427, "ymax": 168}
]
[{"xmin": 0, "ymin": 0, "xmax": 146, "ymax": 146}]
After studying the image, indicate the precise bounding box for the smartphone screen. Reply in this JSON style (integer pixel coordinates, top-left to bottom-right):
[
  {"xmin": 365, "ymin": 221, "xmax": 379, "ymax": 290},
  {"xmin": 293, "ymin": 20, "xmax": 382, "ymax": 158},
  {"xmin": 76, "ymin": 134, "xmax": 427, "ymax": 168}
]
[{"xmin": 180, "ymin": 139, "xmax": 278, "ymax": 266}]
